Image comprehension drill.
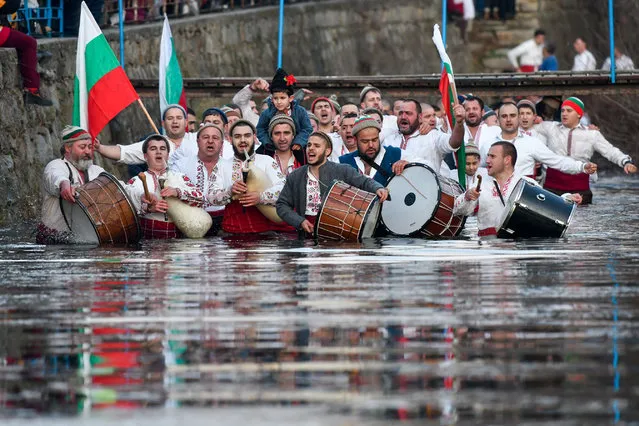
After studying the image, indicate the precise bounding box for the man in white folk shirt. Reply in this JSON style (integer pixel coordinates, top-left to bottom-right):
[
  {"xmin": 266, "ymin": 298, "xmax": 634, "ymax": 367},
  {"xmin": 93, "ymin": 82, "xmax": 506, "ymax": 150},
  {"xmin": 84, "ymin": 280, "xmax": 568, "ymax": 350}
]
[
  {"xmin": 477, "ymin": 102, "xmax": 598, "ymax": 179},
  {"xmin": 335, "ymin": 112, "xmax": 358, "ymax": 160},
  {"xmin": 95, "ymin": 104, "xmax": 196, "ymax": 169},
  {"xmin": 36, "ymin": 126, "xmax": 105, "ymax": 244},
  {"xmin": 125, "ymin": 135, "xmax": 204, "ymax": 240},
  {"xmin": 507, "ymin": 29, "xmax": 545, "ymax": 73},
  {"xmin": 517, "ymin": 99, "xmax": 543, "ymax": 140},
  {"xmin": 454, "ymin": 141, "xmax": 582, "ymax": 238},
  {"xmin": 534, "ymin": 96, "xmax": 637, "ymax": 203},
  {"xmin": 461, "ymin": 95, "xmax": 501, "ymax": 149},
  {"xmin": 360, "ymin": 85, "xmax": 400, "ymax": 143},
  {"xmin": 383, "ymin": 99, "xmax": 465, "ymax": 174},
  {"xmin": 311, "ymin": 96, "xmax": 344, "ymax": 160},
  {"xmin": 207, "ymin": 120, "xmax": 286, "ymax": 234},
  {"xmin": 171, "ymin": 123, "xmax": 231, "ymax": 235}
]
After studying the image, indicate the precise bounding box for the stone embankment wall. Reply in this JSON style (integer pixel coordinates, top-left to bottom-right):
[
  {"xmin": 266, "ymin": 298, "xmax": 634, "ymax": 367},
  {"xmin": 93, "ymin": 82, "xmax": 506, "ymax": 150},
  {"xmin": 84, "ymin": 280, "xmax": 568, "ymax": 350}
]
[{"xmin": 0, "ymin": 0, "xmax": 468, "ymax": 225}]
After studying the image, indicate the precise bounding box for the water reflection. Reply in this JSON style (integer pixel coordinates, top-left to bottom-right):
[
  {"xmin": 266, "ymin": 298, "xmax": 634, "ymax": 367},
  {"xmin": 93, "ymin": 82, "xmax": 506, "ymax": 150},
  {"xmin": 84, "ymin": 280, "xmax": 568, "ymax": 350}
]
[{"xmin": 1, "ymin": 176, "xmax": 638, "ymax": 424}]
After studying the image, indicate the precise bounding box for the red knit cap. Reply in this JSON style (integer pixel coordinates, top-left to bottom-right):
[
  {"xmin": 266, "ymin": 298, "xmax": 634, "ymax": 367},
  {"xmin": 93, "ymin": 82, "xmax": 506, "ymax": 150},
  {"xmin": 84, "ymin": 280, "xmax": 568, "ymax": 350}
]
[{"xmin": 561, "ymin": 97, "xmax": 585, "ymax": 117}]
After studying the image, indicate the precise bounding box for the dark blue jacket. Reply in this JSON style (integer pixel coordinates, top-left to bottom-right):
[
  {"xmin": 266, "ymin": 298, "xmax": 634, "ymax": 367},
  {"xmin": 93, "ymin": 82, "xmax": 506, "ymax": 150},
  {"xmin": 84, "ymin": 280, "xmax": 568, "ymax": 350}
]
[
  {"xmin": 256, "ymin": 99, "xmax": 313, "ymax": 148},
  {"xmin": 338, "ymin": 146, "xmax": 401, "ymax": 186}
]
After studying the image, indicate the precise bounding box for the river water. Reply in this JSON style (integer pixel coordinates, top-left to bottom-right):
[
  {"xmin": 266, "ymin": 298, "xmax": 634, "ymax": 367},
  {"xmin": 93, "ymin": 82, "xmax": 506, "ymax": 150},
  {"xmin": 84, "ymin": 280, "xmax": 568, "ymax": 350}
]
[{"xmin": 1, "ymin": 176, "xmax": 638, "ymax": 425}]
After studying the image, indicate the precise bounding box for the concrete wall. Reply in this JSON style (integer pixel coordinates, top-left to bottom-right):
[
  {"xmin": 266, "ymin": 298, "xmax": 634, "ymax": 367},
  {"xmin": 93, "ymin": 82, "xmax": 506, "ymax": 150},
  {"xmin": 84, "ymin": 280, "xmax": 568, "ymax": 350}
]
[{"xmin": 0, "ymin": 0, "xmax": 468, "ymax": 225}]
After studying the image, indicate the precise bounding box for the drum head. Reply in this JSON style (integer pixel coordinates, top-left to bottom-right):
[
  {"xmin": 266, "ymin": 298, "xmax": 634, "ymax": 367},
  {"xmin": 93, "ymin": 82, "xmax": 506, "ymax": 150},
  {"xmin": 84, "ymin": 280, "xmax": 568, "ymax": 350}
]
[
  {"xmin": 359, "ymin": 198, "xmax": 380, "ymax": 240},
  {"xmin": 381, "ymin": 164, "xmax": 440, "ymax": 235},
  {"xmin": 60, "ymin": 199, "xmax": 100, "ymax": 244}
]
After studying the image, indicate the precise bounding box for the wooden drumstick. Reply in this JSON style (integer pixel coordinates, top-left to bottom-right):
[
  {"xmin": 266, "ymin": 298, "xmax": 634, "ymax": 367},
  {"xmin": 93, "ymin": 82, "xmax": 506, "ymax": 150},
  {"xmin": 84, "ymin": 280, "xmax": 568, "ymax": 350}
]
[
  {"xmin": 476, "ymin": 175, "xmax": 482, "ymax": 192},
  {"xmin": 138, "ymin": 173, "xmax": 151, "ymax": 202}
]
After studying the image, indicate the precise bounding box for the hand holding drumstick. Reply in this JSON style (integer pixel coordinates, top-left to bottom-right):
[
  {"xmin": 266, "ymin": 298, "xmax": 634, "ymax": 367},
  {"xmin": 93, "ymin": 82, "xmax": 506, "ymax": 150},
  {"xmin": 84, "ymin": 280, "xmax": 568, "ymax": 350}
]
[{"xmin": 138, "ymin": 173, "xmax": 168, "ymax": 213}]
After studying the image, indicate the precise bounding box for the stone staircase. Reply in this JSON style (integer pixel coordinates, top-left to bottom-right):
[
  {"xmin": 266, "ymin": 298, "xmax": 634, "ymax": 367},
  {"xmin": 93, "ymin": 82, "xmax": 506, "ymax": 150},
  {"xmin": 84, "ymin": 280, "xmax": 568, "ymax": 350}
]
[{"xmin": 467, "ymin": 0, "xmax": 543, "ymax": 73}]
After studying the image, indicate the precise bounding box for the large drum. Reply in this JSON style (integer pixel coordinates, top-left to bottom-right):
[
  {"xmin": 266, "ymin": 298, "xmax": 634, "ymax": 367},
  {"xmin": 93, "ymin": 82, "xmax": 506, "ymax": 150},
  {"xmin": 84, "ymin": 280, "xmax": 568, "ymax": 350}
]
[
  {"xmin": 381, "ymin": 163, "xmax": 466, "ymax": 238},
  {"xmin": 61, "ymin": 172, "xmax": 141, "ymax": 245},
  {"xmin": 314, "ymin": 181, "xmax": 381, "ymax": 242},
  {"xmin": 498, "ymin": 179, "xmax": 577, "ymax": 239}
]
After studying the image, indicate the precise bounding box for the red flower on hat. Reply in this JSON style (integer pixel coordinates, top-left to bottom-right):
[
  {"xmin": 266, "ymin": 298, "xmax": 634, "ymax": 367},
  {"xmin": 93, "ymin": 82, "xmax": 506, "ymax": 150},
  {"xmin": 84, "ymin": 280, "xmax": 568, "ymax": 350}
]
[{"xmin": 284, "ymin": 74, "xmax": 297, "ymax": 86}]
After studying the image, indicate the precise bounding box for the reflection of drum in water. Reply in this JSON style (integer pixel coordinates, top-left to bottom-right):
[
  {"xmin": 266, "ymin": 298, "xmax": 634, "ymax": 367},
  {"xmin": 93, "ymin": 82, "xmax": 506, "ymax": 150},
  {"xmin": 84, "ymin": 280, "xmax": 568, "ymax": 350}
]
[
  {"xmin": 381, "ymin": 163, "xmax": 466, "ymax": 238},
  {"xmin": 498, "ymin": 178, "xmax": 577, "ymax": 239},
  {"xmin": 314, "ymin": 181, "xmax": 381, "ymax": 242},
  {"xmin": 61, "ymin": 172, "xmax": 141, "ymax": 245}
]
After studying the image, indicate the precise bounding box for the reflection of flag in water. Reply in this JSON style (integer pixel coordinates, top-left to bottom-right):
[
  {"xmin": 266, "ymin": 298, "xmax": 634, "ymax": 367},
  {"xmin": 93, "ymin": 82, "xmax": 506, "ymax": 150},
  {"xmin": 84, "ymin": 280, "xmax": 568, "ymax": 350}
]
[
  {"xmin": 432, "ymin": 24, "xmax": 466, "ymax": 189},
  {"xmin": 73, "ymin": 2, "xmax": 139, "ymax": 140},
  {"xmin": 159, "ymin": 15, "xmax": 187, "ymax": 118}
]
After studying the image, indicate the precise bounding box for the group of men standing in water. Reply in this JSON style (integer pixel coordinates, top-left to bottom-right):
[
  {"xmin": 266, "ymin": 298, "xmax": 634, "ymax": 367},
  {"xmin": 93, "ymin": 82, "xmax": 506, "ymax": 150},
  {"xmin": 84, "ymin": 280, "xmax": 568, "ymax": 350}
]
[{"xmin": 37, "ymin": 67, "xmax": 637, "ymax": 243}]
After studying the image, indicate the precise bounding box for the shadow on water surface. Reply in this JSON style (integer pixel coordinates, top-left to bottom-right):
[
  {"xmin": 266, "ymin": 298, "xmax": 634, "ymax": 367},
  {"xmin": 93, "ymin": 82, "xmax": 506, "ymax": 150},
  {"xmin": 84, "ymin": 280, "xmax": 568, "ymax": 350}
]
[{"xmin": 1, "ymin": 176, "xmax": 639, "ymax": 425}]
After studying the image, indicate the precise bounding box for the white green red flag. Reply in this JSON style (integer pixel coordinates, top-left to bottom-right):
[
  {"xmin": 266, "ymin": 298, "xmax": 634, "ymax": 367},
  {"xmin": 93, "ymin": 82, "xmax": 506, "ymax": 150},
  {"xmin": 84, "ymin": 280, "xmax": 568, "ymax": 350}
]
[
  {"xmin": 159, "ymin": 15, "xmax": 187, "ymax": 118},
  {"xmin": 73, "ymin": 1, "xmax": 139, "ymax": 140},
  {"xmin": 432, "ymin": 24, "xmax": 466, "ymax": 188}
]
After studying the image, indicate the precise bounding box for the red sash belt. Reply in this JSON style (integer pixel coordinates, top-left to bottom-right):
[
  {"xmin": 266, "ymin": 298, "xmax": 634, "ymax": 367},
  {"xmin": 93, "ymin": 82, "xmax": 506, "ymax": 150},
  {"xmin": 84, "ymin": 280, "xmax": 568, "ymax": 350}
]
[
  {"xmin": 519, "ymin": 65, "xmax": 536, "ymax": 72},
  {"xmin": 140, "ymin": 218, "xmax": 180, "ymax": 239},
  {"xmin": 222, "ymin": 201, "xmax": 273, "ymax": 234},
  {"xmin": 478, "ymin": 227, "xmax": 497, "ymax": 237},
  {"xmin": 544, "ymin": 168, "xmax": 589, "ymax": 192}
]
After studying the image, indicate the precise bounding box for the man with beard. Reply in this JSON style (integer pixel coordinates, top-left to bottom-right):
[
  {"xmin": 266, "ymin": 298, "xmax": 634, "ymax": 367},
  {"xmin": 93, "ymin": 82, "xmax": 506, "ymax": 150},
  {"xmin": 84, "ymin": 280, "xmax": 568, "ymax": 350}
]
[
  {"xmin": 208, "ymin": 120, "xmax": 286, "ymax": 234},
  {"xmin": 335, "ymin": 112, "xmax": 358, "ymax": 160},
  {"xmin": 256, "ymin": 115, "xmax": 306, "ymax": 176},
  {"xmin": 339, "ymin": 116, "xmax": 414, "ymax": 185},
  {"xmin": 125, "ymin": 135, "xmax": 204, "ymax": 240},
  {"xmin": 461, "ymin": 96, "xmax": 501, "ymax": 149},
  {"xmin": 454, "ymin": 141, "xmax": 583, "ymax": 237},
  {"xmin": 36, "ymin": 126, "xmax": 106, "ymax": 244},
  {"xmin": 95, "ymin": 104, "xmax": 198, "ymax": 168},
  {"xmin": 478, "ymin": 102, "xmax": 597, "ymax": 179},
  {"xmin": 534, "ymin": 97, "xmax": 636, "ymax": 203},
  {"xmin": 311, "ymin": 97, "xmax": 345, "ymax": 158},
  {"xmin": 172, "ymin": 124, "xmax": 231, "ymax": 235},
  {"xmin": 276, "ymin": 131, "xmax": 388, "ymax": 236},
  {"xmin": 384, "ymin": 99, "xmax": 465, "ymax": 174}
]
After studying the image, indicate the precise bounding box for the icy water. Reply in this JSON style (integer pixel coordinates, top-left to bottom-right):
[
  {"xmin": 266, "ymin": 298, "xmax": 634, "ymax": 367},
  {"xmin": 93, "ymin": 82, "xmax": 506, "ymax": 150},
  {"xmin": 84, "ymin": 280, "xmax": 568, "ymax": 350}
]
[{"xmin": 1, "ymin": 176, "xmax": 638, "ymax": 425}]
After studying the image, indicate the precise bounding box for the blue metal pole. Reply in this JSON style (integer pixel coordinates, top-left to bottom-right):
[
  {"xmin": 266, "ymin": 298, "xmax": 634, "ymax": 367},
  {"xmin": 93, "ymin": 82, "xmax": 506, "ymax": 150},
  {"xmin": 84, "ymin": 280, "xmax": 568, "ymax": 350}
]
[
  {"xmin": 118, "ymin": 0, "xmax": 125, "ymax": 69},
  {"xmin": 277, "ymin": 0, "xmax": 284, "ymax": 68},
  {"xmin": 442, "ymin": 0, "xmax": 447, "ymax": 46},
  {"xmin": 608, "ymin": 0, "xmax": 615, "ymax": 84}
]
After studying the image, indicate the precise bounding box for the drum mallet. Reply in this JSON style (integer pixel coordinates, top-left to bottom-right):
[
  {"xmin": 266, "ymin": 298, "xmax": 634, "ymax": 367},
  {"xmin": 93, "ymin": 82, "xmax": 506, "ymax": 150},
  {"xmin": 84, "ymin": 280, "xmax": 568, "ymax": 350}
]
[
  {"xmin": 138, "ymin": 173, "xmax": 152, "ymax": 205},
  {"xmin": 476, "ymin": 175, "xmax": 482, "ymax": 192}
]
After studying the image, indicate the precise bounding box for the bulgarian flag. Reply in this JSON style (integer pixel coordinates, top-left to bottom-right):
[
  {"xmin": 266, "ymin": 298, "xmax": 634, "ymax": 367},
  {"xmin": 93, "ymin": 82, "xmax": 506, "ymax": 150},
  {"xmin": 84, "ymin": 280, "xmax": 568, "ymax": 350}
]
[
  {"xmin": 159, "ymin": 15, "xmax": 187, "ymax": 118},
  {"xmin": 432, "ymin": 24, "xmax": 466, "ymax": 189},
  {"xmin": 73, "ymin": 2, "xmax": 139, "ymax": 140}
]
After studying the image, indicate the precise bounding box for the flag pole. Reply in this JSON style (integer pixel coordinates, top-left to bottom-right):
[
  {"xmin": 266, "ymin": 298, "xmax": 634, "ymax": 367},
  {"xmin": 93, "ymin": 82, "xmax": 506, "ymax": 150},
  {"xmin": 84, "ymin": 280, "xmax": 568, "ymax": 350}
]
[
  {"xmin": 118, "ymin": 0, "xmax": 125, "ymax": 68},
  {"xmin": 137, "ymin": 99, "xmax": 160, "ymax": 134},
  {"xmin": 277, "ymin": 0, "xmax": 284, "ymax": 68}
]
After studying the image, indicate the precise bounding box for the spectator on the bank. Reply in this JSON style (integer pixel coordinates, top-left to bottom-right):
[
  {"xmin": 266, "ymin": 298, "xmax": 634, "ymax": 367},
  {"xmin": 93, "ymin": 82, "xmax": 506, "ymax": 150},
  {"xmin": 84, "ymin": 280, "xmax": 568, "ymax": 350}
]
[
  {"xmin": 447, "ymin": 0, "xmax": 475, "ymax": 41},
  {"xmin": 601, "ymin": 47, "xmax": 635, "ymax": 71},
  {"xmin": 572, "ymin": 37, "xmax": 596, "ymax": 71},
  {"xmin": 539, "ymin": 42, "xmax": 558, "ymax": 71},
  {"xmin": 507, "ymin": 29, "xmax": 545, "ymax": 72},
  {"xmin": 0, "ymin": 23, "xmax": 53, "ymax": 106}
]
